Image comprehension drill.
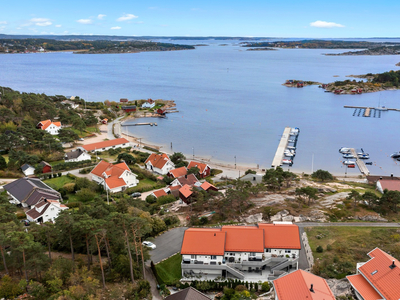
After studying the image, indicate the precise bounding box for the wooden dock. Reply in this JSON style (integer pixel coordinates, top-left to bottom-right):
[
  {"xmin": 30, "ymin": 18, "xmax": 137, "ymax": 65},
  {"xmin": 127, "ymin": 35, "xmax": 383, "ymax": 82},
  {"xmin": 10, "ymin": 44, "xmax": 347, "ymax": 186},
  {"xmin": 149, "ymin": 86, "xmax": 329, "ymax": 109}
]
[
  {"xmin": 271, "ymin": 127, "xmax": 292, "ymax": 168},
  {"xmin": 364, "ymin": 107, "xmax": 371, "ymax": 117},
  {"xmin": 344, "ymin": 105, "xmax": 400, "ymax": 112},
  {"xmin": 350, "ymin": 148, "xmax": 370, "ymax": 175}
]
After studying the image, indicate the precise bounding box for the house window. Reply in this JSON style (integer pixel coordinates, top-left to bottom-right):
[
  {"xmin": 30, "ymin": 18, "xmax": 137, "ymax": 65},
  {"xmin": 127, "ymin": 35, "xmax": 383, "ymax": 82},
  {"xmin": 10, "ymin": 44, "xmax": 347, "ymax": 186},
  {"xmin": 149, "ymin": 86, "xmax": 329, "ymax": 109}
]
[
  {"xmin": 191, "ymin": 255, "xmax": 196, "ymax": 259},
  {"xmin": 211, "ymin": 256, "xmax": 216, "ymax": 260},
  {"xmin": 285, "ymin": 250, "xmax": 291, "ymax": 253},
  {"xmin": 266, "ymin": 249, "xmax": 271, "ymax": 253},
  {"xmin": 250, "ymin": 253, "xmax": 256, "ymax": 256},
  {"xmin": 102, "ymin": 148, "xmax": 105, "ymax": 150}
]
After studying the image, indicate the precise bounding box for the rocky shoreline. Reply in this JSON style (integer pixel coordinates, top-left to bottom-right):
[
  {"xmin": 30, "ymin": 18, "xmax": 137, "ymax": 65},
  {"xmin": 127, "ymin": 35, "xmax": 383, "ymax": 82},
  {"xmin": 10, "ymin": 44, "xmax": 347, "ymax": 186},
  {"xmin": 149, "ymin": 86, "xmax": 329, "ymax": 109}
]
[{"xmin": 326, "ymin": 46, "xmax": 400, "ymax": 56}]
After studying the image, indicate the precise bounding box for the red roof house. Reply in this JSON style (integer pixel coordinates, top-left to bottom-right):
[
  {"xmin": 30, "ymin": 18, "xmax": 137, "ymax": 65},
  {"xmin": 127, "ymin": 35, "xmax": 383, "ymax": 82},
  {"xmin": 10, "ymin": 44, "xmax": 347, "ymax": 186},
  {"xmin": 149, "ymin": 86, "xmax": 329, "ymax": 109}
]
[
  {"xmin": 187, "ymin": 161, "xmax": 211, "ymax": 178},
  {"xmin": 347, "ymin": 248, "xmax": 400, "ymax": 300},
  {"xmin": 273, "ymin": 270, "xmax": 335, "ymax": 300},
  {"xmin": 179, "ymin": 184, "xmax": 194, "ymax": 203},
  {"xmin": 145, "ymin": 153, "xmax": 175, "ymax": 175},
  {"xmin": 376, "ymin": 179, "xmax": 400, "ymax": 193},
  {"xmin": 37, "ymin": 120, "xmax": 61, "ymax": 135},
  {"xmin": 80, "ymin": 138, "xmax": 130, "ymax": 152},
  {"xmin": 167, "ymin": 167, "xmax": 188, "ymax": 178},
  {"xmin": 90, "ymin": 160, "xmax": 138, "ymax": 193},
  {"xmin": 39, "ymin": 161, "xmax": 52, "ymax": 174}
]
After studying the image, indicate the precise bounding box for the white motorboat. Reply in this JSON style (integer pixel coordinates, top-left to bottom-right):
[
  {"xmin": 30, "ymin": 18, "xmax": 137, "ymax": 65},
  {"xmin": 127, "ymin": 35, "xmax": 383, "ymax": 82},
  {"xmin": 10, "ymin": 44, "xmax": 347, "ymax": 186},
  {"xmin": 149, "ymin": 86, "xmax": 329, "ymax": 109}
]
[
  {"xmin": 358, "ymin": 153, "xmax": 370, "ymax": 159},
  {"xmin": 343, "ymin": 153, "xmax": 355, "ymax": 159},
  {"xmin": 339, "ymin": 147, "xmax": 351, "ymax": 154},
  {"xmin": 284, "ymin": 152, "xmax": 294, "ymax": 157},
  {"xmin": 343, "ymin": 160, "xmax": 356, "ymax": 165},
  {"xmin": 287, "ymin": 146, "xmax": 296, "ymax": 150},
  {"xmin": 282, "ymin": 159, "xmax": 293, "ymax": 164},
  {"xmin": 288, "ymin": 139, "xmax": 296, "ymax": 143}
]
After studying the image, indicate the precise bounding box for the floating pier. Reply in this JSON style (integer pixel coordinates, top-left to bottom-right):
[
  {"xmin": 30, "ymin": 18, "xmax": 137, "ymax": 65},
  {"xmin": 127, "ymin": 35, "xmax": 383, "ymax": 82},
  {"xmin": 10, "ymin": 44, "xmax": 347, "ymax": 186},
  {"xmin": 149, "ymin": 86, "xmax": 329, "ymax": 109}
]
[
  {"xmin": 350, "ymin": 148, "xmax": 370, "ymax": 175},
  {"xmin": 345, "ymin": 105, "xmax": 400, "ymax": 118},
  {"xmin": 271, "ymin": 127, "xmax": 299, "ymax": 168}
]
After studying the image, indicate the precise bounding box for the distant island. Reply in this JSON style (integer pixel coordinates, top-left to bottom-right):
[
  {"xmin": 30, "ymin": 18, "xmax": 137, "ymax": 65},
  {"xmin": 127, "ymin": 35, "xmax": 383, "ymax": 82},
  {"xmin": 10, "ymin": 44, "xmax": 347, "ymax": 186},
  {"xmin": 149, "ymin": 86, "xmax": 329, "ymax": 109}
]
[
  {"xmin": 246, "ymin": 47, "xmax": 276, "ymax": 51},
  {"xmin": 286, "ymin": 70, "xmax": 400, "ymax": 94},
  {"xmin": 326, "ymin": 45, "xmax": 400, "ymax": 56},
  {"xmin": 241, "ymin": 40, "xmax": 400, "ymax": 49},
  {"xmin": 0, "ymin": 39, "xmax": 195, "ymax": 54}
]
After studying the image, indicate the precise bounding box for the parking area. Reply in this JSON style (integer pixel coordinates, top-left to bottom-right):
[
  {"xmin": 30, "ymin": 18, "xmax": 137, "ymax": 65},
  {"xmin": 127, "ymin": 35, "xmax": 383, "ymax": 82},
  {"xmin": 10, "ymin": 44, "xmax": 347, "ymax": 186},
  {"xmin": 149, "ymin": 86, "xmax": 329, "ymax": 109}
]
[{"xmin": 150, "ymin": 227, "xmax": 187, "ymax": 263}]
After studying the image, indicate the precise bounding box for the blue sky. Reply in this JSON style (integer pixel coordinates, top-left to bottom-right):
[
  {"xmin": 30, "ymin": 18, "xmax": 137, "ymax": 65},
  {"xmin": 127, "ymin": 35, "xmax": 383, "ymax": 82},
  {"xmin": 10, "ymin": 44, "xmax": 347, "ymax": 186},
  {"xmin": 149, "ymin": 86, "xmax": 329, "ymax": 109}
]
[{"xmin": 0, "ymin": 0, "xmax": 399, "ymax": 37}]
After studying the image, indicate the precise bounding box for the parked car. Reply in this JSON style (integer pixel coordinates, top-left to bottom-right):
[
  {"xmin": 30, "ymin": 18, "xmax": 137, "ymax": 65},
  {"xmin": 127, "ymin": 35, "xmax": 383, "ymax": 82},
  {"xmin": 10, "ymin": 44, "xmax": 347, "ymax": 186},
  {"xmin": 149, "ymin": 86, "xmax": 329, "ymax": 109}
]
[
  {"xmin": 21, "ymin": 219, "xmax": 30, "ymax": 226},
  {"xmin": 131, "ymin": 192, "xmax": 141, "ymax": 198},
  {"xmin": 78, "ymin": 138, "xmax": 84, "ymax": 141},
  {"xmin": 142, "ymin": 241, "xmax": 156, "ymax": 249}
]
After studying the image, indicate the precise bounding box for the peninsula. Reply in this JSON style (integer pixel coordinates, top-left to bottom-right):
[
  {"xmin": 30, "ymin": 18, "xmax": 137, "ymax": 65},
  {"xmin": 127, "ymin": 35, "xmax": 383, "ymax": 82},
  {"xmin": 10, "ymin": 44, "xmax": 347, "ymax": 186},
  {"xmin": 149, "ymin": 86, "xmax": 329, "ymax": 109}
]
[
  {"xmin": 241, "ymin": 40, "xmax": 400, "ymax": 49},
  {"xmin": 326, "ymin": 45, "xmax": 400, "ymax": 56}
]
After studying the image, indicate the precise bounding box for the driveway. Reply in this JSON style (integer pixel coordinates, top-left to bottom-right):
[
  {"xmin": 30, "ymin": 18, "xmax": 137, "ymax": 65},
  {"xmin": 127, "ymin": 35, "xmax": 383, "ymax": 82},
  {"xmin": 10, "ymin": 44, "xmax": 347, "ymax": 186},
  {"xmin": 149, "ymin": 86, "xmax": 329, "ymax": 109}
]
[{"xmin": 150, "ymin": 227, "xmax": 187, "ymax": 264}]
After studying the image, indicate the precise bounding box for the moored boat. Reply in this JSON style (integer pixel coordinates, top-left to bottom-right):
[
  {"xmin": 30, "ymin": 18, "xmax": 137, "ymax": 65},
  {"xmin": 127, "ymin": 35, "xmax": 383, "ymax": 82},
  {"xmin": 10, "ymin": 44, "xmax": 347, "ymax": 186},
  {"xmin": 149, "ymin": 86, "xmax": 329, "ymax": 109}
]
[
  {"xmin": 391, "ymin": 152, "xmax": 400, "ymax": 159},
  {"xmin": 343, "ymin": 153, "xmax": 354, "ymax": 159},
  {"xmin": 282, "ymin": 159, "xmax": 293, "ymax": 164},
  {"xmin": 347, "ymin": 164, "xmax": 356, "ymax": 168},
  {"xmin": 343, "ymin": 160, "xmax": 356, "ymax": 165},
  {"xmin": 339, "ymin": 147, "xmax": 351, "ymax": 154}
]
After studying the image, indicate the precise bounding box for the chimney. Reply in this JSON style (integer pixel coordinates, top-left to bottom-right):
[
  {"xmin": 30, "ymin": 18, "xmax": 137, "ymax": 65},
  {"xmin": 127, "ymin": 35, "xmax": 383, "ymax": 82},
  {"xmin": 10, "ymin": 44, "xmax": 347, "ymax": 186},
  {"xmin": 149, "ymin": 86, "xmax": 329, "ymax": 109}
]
[
  {"xmin": 309, "ymin": 284, "xmax": 315, "ymax": 293},
  {"xmin": 391, "ymin": 174, "xmax": 394, "ymax": 179},
  {"xmin": 185, "ymin": 175, "xmax": 187, "ymax": 179},
  {"xmin": 214, "ymin": 233, "xmax": 216, "ymax": 236},
  {"xmin": 390, "ymin": 260, "xmax": 396, "ymax": 269}
]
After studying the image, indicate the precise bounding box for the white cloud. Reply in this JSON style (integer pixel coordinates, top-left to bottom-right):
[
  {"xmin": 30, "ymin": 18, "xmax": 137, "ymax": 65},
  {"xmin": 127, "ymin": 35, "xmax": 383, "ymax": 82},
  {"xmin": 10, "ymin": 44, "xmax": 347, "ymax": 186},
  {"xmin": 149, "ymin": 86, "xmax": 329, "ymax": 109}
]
[
  {"xmin": 310, "ymin": 20, "xmax": 345, "ymax": 28},
  {"xmin": 77, "ymin": 19, "xmax": 93, "ymax": 24},
  {"xmin": 135, "ymin": 21, "xmax": 144, "ymax": 24},
  {"xmin": 0, "ymin": 21, "xmax": 7, "ymax": 24},
  {"xmin": 111, "ymin": 26, "xmax": 121, "ymax": 30},
  {"xmin": 98, "ymin": 14, "xmax": 106, "ymax": 20},
  {"xmin": 55, "ymin": 24, "xmax": 62, "ymax": 28},
  {"xmin": 117, "ymin": 13, "xmax": 138, "ymax": 21},
  {"xmin": 30, "ymin": 18, "xmax": 52, "ymax": 26}
]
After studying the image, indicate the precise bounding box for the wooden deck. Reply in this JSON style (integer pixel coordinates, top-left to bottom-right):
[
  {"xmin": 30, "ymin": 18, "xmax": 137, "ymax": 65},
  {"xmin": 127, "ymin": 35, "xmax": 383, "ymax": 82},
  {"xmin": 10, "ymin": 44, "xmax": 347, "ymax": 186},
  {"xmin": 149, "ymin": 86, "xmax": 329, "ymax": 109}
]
[
  {"xmin": 271, "ymin": 127, "xmax": 292, "ymax": 168},
  {"xmin": 350, "ymin": 148, "xmax": 370, "ymax": 175}
]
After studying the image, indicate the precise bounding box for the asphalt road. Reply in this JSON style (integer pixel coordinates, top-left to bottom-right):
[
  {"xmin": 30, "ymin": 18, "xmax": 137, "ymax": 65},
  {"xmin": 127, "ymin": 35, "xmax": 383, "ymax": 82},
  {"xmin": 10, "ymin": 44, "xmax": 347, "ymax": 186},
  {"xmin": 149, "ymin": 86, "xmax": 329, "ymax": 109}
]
[
  {"xmin": 297, "ymin": 222, "xmax": 400, "ymax": 227},
  {"xmin": 150, "ymin": 227, "xmax": 188, "ymax": 264}
]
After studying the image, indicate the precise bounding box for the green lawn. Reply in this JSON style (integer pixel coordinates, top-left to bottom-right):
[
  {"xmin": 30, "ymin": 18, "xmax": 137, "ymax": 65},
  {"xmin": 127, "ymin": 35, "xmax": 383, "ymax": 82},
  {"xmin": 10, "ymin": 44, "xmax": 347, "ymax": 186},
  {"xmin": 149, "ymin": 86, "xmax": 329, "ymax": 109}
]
[
  {"xmin": 128, "ymin": 178, "xmax": 165, "ymax": 193},
  {"xmin": 43, "ymin": 176, "xmax": 75, "ymax": 190},
  {"xmin": 306, "ymin": 226, "xmax": 400, "ymax": 279},
  {"xmin": 154, "ymin": 253, "xmax": 182, "ymax": 285}
]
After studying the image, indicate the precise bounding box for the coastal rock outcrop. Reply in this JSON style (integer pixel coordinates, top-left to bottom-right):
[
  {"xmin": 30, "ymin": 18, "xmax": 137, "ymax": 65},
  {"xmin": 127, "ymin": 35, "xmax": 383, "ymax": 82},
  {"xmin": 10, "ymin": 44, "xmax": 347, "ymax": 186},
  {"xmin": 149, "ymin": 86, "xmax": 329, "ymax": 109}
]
[
  {"xmin": 242, "ymin": 213, "xmax": 264, "ymax": 223},
  {"xmin": 326, "ymin": 279, "xmax": 353, "ymax": 297},
  {"xmin": 353, "ymin": 215, "xmax": 388, "ymax": 222}
]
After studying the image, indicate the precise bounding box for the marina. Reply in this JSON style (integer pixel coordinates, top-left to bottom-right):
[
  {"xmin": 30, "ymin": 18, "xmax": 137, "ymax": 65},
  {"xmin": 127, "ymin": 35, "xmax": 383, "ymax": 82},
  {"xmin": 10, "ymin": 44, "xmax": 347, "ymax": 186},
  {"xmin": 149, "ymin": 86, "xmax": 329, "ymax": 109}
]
[
  {"xmin": 339, "ymin": 147, "xmax": 370, "ymax": 175},
  {"xmin": 271, "ymin": 127, "xmax": 300, "ymax": 168},
  {"xmin": 121, "ymin": 122, "xmax": 158, "ymax": 127}
]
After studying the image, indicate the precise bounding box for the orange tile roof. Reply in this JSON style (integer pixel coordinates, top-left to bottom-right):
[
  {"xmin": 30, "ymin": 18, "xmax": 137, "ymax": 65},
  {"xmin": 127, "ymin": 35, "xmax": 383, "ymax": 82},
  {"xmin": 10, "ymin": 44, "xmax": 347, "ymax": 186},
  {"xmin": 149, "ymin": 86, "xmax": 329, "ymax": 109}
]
[
  {"xmin": 181, "ymin": 228, "xmax": 225, "ymax": 255},
  {"xmin": 258, "ymin": 223, "xmax": 301, "ymax": 249},
  {"xmin": 90, "ymin": 161, "xmax": 132, "ymax": 190},
  {"xmin": 153, "ymin": 189, "xmax": 167, "ymax": 198},
  {"xmin": 200, "ymin": 181, "xmax": 217, "ymax": 191},
  {"xmin": 145, "ymin": 153, "xmax": 171, "ymax": 169},
  {"xmin": 347, "ymin": 274, "xmax": 381, "ymax": 300},
  {"xmin": 358, "ymin": 248, "xmax": 400, "ymax": 300},
  {"xmin": 180, "ymin": 184, "xmax": 193, "ymax": 198},
  {"xmin": 273, "ymin": 270, "xmax": 335, "ymax": 300},
  {"xmin": 188, "ymin": 161, "xmax": 209, "ymax": 174},
  {"xmin": 82, "ymin": 138, "xmax": 130, "ymax": 151},
  {"xmin": 168, "ymin": 167, "xmax": 188, "ymax": 178},
  {"xmin": 38, "ymin": 120, "xmax": 61, "ymax": 130},
  {"xmin": 221, "ymin": 226, "xmax": 264, "ymax": 253}
]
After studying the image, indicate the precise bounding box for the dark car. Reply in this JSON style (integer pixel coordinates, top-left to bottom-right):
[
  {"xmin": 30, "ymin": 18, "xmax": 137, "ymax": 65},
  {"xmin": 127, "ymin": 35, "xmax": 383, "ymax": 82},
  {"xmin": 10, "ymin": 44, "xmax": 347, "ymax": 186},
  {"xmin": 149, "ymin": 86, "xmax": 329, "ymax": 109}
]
[
  {"xmin": 21, "ymin": 219, "xmax": 30, "ymax": 226},
  {"xmin": 130, "ymin": 192, "xmax": 141, "ymax": 198}
]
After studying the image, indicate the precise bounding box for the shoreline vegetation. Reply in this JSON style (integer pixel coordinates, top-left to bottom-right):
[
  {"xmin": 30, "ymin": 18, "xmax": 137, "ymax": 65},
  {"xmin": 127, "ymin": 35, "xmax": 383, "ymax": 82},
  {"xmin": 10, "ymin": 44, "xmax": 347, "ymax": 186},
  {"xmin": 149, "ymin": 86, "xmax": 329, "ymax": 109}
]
[
  {"xmin": 0, "ymin": 39, "xmax": 195, "ymax": 54},
  {"xmin": 285, "ymin": 70, "xmax": 400, "ymax": 94},
  {"xmin": 241, "ymin": 40, "xmax": 400, "ymax": 56}
]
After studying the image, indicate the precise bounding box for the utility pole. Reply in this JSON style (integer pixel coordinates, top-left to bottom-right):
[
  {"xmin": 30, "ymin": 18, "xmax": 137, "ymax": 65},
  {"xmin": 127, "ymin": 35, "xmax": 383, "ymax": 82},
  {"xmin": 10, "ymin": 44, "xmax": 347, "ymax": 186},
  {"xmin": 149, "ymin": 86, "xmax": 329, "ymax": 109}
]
[
  {"xmin": 234, "ymin": 156, "xmax": 236, "ymax": 169},
  {"xmin": 192, "ymin": 147, "xmax": 194, "ymax": 160}
]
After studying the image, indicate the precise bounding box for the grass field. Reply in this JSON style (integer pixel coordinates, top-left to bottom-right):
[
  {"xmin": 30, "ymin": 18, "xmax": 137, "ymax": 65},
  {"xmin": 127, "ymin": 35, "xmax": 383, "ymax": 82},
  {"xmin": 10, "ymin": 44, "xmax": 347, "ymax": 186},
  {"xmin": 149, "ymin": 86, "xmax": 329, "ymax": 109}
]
[
  {"xmin": 44, "ymin": 176, "xmax": 75, "ymax": 190},
  {"xmin": 306, "ymin": 226, "xmax": 400, "ymax": 279},
  {"xmin": 154, "ymin": 253, "xmax": 182, "ymax": 285}
]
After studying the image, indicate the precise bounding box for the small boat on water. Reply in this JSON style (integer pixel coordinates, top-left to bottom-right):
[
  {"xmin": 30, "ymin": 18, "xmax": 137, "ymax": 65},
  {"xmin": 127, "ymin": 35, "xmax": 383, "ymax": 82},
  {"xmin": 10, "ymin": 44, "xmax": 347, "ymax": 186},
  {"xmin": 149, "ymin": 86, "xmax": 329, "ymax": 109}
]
[
  {"xmin": 288, "ymin": 139, "xmax": 296, "ymax": 143},
  {"xmin": 287, "ymin": 146, "xmax": 296, "ymax": 150},
  {"xmin": 282, "ymin": 159, "xmax": 293, "ymax": 165},
  {"xmin": 284, "ymin": 152, "xmax": 295, "ymax": 157},
  {"xmin": 365, "ymin": 162, "xmax": 373, "ymax": 165},
  {"xmin": 347, "ymin": 164, "xmax": 356, "ymax": 168},
  {"xmin": 339, "ymin": 147, "xmax": 351, "ymax": 154},
  {"xmin": 289, "ymin": 127, "xmax": 300, "ymax": 136},
  {"xmin": 391, "ymin": 152, "xmax": 400, "ymax": 159},
  {"xmin": 358, "ymin": 152, "xmax": 369, "ymax": 159},
  {"xmin": 343, "ymin": 160, "xmax": 356, "ymax": 165},
  {"xmin": 343, "ymin": 153, "xmax": 355, "ymax": 159}
]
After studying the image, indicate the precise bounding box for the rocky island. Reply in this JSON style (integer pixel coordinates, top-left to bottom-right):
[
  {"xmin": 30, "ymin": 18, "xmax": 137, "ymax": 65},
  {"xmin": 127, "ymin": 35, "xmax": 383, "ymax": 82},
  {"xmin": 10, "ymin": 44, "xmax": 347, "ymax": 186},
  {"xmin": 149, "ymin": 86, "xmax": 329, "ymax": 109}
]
[
  {"xmin": 287, "ymin": 70, "xmax": 400, "ymax": 94},
  {"xmin": 326, "ymin": 45, "xmax": 400, "ymax": 56}
]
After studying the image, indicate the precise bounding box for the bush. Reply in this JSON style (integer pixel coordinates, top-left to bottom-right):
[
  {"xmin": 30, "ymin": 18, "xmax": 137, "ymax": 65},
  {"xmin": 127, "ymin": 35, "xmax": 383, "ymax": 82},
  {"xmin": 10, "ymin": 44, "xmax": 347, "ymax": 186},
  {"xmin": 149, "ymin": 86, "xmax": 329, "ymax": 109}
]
[
  {"xmin": 157, "ymin": 195, "xmax": 177, "ymax": 205},
  {"xmin": 316, "ymin": 245, "xmax": 324, "ymax": 253},
  {"xmin": 261, "ymin": 281, "xmax": 270, "ymax": 292},
  {"xmin": 75, "ymin": 188, "xmax": 96, "ymax": 202},
  {"xmin": 146, "ymin": 195, "xmax": 157, "ymax": 204},
  {"xmin": 327, "ymin": 244, "xmax": 333, "ymax": 251},
  {"xmin": 163, "ymin": 215, "xmax": 180, "ymax": 227},
  {"xmin": 16, "ymin": 212, "xmax": 26, "ymax": 219},
  {"xmin": 245, "ymin": 169, "xmax": 256, "ymax": 175}
]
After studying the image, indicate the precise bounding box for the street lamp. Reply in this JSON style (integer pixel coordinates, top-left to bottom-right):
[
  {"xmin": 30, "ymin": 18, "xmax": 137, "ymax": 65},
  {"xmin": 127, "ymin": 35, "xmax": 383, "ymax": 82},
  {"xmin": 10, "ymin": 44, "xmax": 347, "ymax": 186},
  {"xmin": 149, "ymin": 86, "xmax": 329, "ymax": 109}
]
[
  {"xmin": 234, "ymin": 156, "xmax": 236, "ymax": 169},
  {"xmin": 192, "ymin": 147, "xmax": 194, "ymax": 160}
]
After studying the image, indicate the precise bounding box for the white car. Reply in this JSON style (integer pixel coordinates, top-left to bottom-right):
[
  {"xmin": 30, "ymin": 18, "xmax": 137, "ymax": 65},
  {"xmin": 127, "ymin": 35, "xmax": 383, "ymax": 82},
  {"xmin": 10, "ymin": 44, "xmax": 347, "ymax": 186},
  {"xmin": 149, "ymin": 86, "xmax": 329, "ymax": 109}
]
[{"xmin": 142, "ymin": 241, "xmax": 156, "ymax": 249}]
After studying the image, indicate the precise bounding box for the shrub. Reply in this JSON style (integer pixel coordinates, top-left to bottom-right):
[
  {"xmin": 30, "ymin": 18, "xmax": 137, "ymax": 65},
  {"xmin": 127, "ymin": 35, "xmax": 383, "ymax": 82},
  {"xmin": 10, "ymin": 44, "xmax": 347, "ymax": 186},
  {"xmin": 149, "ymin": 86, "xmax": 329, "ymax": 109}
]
[
  {"xmin": 63, "ymin": 183, "xmax": 76, "ymax": 193},
  {"xmin": 261, "ymin": 281, "xmax": 270, "ymax": 292},
  {"xmin": 75, "ymin": 188, "xmax": 96, "ymax": 202},
  {"xmin": 316, "ymin": 245, "xmax": 324, "ymax": 253},
  {"xmin": 157, "ymin": 195, "xmax": 177, "ymax": 205},
  {"xmin": 146, "ymin": 195, "xmax": 157, "ymax": 204},
  {"xmin": 16, "ymin": 212, "xmax": 26, "ymax": 219},
  {"xmin": 327, "ymin": 244, "xmax": 333, "ymax": 251}
]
